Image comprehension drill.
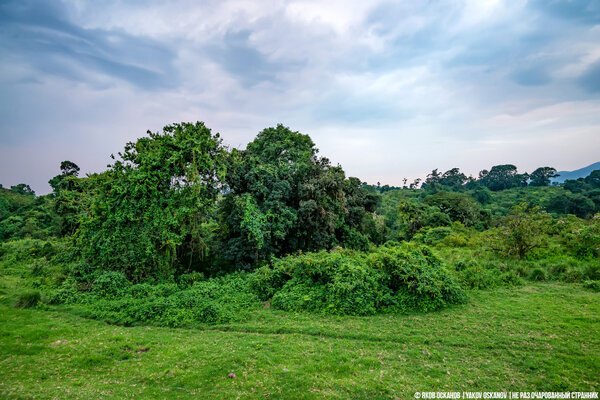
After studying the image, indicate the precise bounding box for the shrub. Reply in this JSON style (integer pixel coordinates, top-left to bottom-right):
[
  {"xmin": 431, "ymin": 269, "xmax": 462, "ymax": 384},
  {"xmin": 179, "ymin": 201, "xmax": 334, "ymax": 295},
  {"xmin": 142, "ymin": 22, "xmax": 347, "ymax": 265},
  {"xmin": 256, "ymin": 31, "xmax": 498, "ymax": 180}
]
[
  {"xmin": 421, "ymin": 227, "xmax": 452, "ymax": 245},
  {"xmin": 66, "ymin": 273, "xmax": 262, "ymax": 327},
  {"xmin": 528, "ymin": 267, "xmax": 547, "ymax": 281},
  {"xmin": 442, "ymin": 233, "xmax": 469, "ymax": 248},
  {"xmin": 47, "ymin": 278, "xmax": 84, "ymax": 304},
  {"xmin": 129, "ymin": 283, "xmax": 153, "ymax": 298},
  {"xmin": 248, "ymin": 265, "xmax": 288, "ymax": 301},
  {"xmin": 0, "ymin": 239, "xmax": 48, "ymax": 266},
  {"xmin": 500, "ymin": 270, "xmax": 524, "ymax": 286},
  {"xmin": 583, "ymin": 263, "xmax": 600, "ymax": 281},
  {"xmin": 267, "ymin": 243, "xmax": 464, "ymax": 315},
  {"xmin": 177, "ymin": 272, "xmax": 205, "ymax": 289},
  {"xmin": 453, "ymin": 259, "xmax": 524, "ymax": 289},
  {"xmin": 583, "ymin": 280, "xmax": 600, "ymax": 292},
  {"xmin": 148, "ymin": 283, "xmax": 179, "ymax": 298},
  {"xmin": 549, "ymin": 262, "xmax": 568, "ymax": 279},
  {"xmin": 30, "ymin": 258, "xmax": 49, "ymax": 276},
  {"xmin": 272, "ymin": 283, "xmax": 328, "ymax": 313},
  {"xmin": 488, "ymin": 204, "xmax": 552, "ymax": 259},
  {"xmin": 340, "ymin": 228, "xmax": 371, "ymax": 251},
  {"xmin": 325, "ymin": 261, "xmax": 386, "ymax": 315},
  {"xmin": 458, "ymin": 264, "xmax": 500, "ymax": 289},
  {"xmin": 92, "ymin": 271, "xmax": 131, "ymax": 298},
  {"xmin": 562, "ymin": 267, "xmax": 584, "ymax": 283},
  {"xmin": 14, "ymin": 289, "xmax": 41, "ymax": 308},
  {"xmin": 69, "ymin": 261, "xmax": 96, "ymax": 283},
  {"xmin": 370, "ymin": 244, "xmax": 465, "ymax": 312}
]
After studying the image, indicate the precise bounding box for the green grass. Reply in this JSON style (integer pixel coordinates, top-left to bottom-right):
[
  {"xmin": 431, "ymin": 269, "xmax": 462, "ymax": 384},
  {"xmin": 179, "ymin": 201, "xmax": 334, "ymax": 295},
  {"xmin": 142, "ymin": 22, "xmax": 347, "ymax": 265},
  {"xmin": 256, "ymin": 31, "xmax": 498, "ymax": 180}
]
[{"xmin": 0, "ymin": 283, "xmax": 598, "ymax": 399}]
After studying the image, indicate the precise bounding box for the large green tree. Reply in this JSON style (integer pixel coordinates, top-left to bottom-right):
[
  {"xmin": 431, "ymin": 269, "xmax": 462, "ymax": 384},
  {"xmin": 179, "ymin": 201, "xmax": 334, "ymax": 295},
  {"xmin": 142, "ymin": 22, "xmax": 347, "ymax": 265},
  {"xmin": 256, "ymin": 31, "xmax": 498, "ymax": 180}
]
[
  {"xmin": 424, "ymin": 168, "xmax": 468, "ymax": 191},
  {"xmin": 76, "ymin": 122, "xmax": 227, "ymax": 280},
  {"xmin": 529, "ymin": 167, "xmax": 558, "ymax": 187},
  {"xmin": 220, "ymin": 124, "xmax": 377, "ymax": 267},
  {"xmin": 479, "ymin": 164, "xmax": 528, "ymax": 191}
]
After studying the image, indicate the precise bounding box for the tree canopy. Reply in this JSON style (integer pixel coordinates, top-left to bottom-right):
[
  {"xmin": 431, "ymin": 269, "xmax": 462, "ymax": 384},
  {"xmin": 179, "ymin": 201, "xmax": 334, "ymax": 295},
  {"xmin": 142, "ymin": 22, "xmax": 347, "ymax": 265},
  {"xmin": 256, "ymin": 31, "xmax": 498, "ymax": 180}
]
[
  {"xmin": 76, "ymin": 122, "xmax": 227, "ymax": 280},
  {"xmin": 220, "ymin": 124, "xmax": 377, "ymax": 268},
  {"xmin": 479, "ymin": 164, "xmax": 528, "ymax": 191}
]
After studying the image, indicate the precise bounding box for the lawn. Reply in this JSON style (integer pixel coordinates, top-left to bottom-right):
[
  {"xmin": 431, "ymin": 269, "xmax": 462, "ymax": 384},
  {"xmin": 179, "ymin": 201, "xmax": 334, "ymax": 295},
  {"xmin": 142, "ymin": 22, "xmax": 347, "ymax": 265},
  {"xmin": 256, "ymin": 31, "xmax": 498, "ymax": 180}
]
[{"xmin": 0, "ymin": 283, "xmax": 598, "ymax": 399}]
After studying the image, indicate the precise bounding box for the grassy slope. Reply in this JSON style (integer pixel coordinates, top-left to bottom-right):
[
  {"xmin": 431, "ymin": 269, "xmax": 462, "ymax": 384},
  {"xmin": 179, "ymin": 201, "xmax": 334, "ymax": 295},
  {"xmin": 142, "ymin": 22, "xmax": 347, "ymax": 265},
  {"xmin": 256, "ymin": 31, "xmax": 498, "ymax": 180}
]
[{"xmin": 1, "ymin": 284, "xmax": 598, "ymax": 399}]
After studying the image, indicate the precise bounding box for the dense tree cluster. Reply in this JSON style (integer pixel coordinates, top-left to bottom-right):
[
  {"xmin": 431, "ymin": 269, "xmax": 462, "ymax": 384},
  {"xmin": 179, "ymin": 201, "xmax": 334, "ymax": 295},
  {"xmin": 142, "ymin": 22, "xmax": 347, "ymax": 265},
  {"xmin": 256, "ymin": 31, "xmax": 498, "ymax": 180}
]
[
  {"xmin": 75, "ymin": 122, "xmax": 228, "ymax": 280},
  {"xmin": 220, "ymin": 125, "xmax": 378, "ymax": 268},
  {"xmin": 1, "ymin": 121, "xmax": 599, "ymax": 282}
]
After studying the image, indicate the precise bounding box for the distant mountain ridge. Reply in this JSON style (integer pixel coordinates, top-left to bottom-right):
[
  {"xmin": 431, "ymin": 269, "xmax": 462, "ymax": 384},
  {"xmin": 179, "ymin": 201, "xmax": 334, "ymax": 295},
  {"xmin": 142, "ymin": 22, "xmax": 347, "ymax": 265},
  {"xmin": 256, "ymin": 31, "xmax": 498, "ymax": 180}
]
[{"xmin": 551, "ymin": 162, "xmax": 600, "ymax": 184}]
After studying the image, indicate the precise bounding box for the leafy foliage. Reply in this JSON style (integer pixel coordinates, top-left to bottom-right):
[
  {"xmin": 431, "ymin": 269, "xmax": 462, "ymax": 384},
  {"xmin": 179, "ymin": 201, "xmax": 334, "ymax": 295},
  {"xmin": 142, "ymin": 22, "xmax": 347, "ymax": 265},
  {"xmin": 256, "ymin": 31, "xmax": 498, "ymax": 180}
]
[
  {"xmin": 0, "ymin": 189, "xmax": 59, "ymax": 242},
  {"xmin": 76, "ymin": 122, "xmax": 227, "ymax": 280},
  {"xmin": 529, "ymin": 167, "xmax": 558, "ymax": 187},
  {"xmin": 220, "ymin": 124, "xmax": 377, "ymax": 267},
  {"xmin": 263, "ymin": 243, "xmax": 465, "ymax": 315},
  {"xmin": 425, "ymin": 191, "xmax": 488, "ymax": 228},
  {"xmin": 487, "ymin": 204, "xmax": 552, "ymax": 259},
  {"xmin": 479, "ymin": 164, "xmax": 528, "ymax": 191}
]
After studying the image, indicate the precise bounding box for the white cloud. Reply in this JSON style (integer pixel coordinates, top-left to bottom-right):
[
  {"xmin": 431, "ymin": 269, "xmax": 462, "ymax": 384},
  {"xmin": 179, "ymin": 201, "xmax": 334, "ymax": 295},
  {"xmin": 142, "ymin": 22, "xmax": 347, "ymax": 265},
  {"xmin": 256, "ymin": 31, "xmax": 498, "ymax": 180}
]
[{"xmin": 1, "ymin": 0, "xmax": 600, "ymax": 193}]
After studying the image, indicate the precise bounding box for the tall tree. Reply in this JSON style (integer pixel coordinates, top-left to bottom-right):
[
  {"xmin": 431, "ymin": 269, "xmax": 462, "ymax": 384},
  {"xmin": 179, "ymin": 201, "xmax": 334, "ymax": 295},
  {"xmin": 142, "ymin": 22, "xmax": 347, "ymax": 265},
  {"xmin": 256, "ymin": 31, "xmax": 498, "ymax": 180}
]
[
  {"xmin": 529, "ymin": 167, "xmax": 558, "ymax": 187},
  {"xmin": 9, "ymin": 184, "xmax": 35, "ymax": 196},
  {"xmin": 60, "ymin": 160, "xmax": 80, "ymax": 177},
  {"xmin": 220, "ymin": 124, "xmax": 376, "ymax": 267},
  {"xmin": 76, "ymin": 122, "xmax": 227, "ymax": 280},
  {"xmin": 49, "ymin": 161, "xmax": 81, "ymax": 193},
  {"xmin": 425, "ymin": 169, "xmax": 441, "ymax": 186},
  {"xmin": 439, "ymin": 168, "xmax": 468, "ymax": 189},
  {"xmin": 479, "ymin": 164, "xmax": 528, "ymax": 191}
]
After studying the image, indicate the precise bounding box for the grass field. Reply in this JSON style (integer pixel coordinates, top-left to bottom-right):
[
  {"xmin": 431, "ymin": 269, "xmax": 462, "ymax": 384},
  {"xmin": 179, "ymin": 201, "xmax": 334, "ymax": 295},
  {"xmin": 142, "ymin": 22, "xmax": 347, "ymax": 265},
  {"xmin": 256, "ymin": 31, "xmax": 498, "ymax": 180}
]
[{"xmin": 1, "ymin": 283, "xmax": 599, "ymax": 399}]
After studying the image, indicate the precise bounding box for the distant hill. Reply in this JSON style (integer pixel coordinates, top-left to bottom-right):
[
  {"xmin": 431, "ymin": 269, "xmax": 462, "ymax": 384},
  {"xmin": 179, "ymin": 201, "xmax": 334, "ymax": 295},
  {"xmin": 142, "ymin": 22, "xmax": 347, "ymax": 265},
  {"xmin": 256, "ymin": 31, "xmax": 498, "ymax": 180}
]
[{"xmin": 551, "ymin": 162, "xmax": 600, "ymax": 184}]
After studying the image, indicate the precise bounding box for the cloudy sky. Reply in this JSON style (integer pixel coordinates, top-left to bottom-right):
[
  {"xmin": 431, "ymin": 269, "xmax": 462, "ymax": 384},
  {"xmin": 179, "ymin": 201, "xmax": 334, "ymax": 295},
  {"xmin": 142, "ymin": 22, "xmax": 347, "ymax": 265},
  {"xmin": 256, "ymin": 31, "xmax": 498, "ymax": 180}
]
[{"xmin": 1, "ymin": 0, "xmax": 599, "ymax": 194}]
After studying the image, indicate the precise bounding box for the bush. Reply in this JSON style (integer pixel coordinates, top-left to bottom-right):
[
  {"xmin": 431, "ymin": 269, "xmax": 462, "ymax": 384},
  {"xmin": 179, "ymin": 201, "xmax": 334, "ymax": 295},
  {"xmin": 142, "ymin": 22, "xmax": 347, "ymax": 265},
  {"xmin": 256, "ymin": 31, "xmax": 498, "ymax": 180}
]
[
  {"xmin": 0, "ymin": 239, "xmax": 48, "ymax": 266},
  {"xmin": 55, "ymin": 272, "xmax": 262, "ymax": 327},
  {"xmin": 583, "ymin": 280, "xmax": 600, "ymax": 292},
  {"xmin": 562, "ymin": 267, "xmax": 584, "ymax": 283},
  {"xmin": 272, "ymin": 283, "xmax": 328, "ymax": 313},
  {"xmin": 69, "ymin": 261, "xmax": 96, "ymax": 283},
  {"xmin": 47, "ymin": 278, "xmax": 85, "ymax": 304},
  {"xmin": 30, "ymin": 258, "xmax": 49, "ymax": 276},
  {"xmin": 458, "ymin": 263, "xmax": 500, "ymax": 289},
  {"xmin": 340, "ymin": 228, "xmax": 371, "ymax": 251},
  {"xmin": 548, "ymin": 262, "xmax": 568, "ymax": 279},
  {"xmin": 371, "ymin": 244, "xmax": 465, "ymax": 312},
  {"xmin": 528, "ymin": 267, "xmax": 547, "ymax": 281},
  {"xmin": 583, "ymin": 263, "xmax": 600, "ymax": 281},
  {"xmin": 129, "ymin": 283, "xmax": 153, "ymax": 298},
  {"xmin": 453, "ymin": 259, "xmax": 525, "ymax": 289},
  {"xmin": 248, "ymin": 265, "xmax": 288, "ymax": 301},
  {"xmin": 420, "ymin": 227, "xmax": 452, "ymax": 245},
  {"xmin": 267, "ymin": 243, "xmax": 465, "ymax": 315},
  {"xmin": 500, "ymin": 270, "xmax": 524, "ymax": 286},
  {"xmin": 177, "ymin": 272, "xmax": 205, "ymax": 289},
  {"xmin": 14, "ymin": 289, "xmax": 40, "ymax": 308},
  {"xmin": 325, "ymin": 261, "xmax": 386, "ymax": 315},
  {"xmin": 92, "ymin": 271, "xmax": 131, "ymax": 298}
]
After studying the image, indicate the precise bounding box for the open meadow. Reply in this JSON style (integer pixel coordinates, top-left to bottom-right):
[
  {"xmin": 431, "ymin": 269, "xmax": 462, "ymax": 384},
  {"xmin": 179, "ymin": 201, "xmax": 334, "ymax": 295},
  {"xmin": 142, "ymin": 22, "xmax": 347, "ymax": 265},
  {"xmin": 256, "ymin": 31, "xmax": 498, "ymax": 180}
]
[{"xmin": 1, "ymin": 281, "xmax": 598, "ymax": 399}]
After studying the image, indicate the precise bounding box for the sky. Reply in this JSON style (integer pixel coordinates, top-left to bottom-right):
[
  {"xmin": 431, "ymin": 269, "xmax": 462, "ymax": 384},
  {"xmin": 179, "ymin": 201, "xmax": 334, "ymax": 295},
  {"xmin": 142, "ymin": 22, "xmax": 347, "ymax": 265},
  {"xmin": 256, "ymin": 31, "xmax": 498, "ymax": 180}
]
[{"xmin": 1, "ymin": 0, "xmax": 599, "ymax": 194}]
